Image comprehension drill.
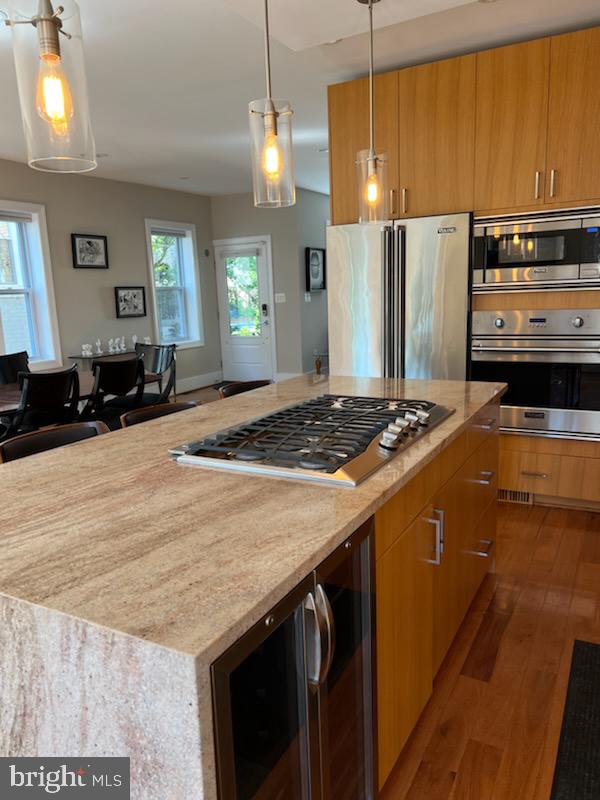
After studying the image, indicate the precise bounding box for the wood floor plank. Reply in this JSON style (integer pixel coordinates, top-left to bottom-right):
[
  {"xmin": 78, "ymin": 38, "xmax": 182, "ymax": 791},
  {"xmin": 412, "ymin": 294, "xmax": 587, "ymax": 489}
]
[
  {"xmin": 461, "ymin": 581, "xmax": 519, "ymax": 682},
  {"xmin": 449, "ymin": 739, "xmax": 503, "ymax": 800}
]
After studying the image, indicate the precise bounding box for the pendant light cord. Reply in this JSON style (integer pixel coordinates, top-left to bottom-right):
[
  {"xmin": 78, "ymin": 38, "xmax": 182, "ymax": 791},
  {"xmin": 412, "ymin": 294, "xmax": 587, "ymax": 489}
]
[
  {"xmin": 264, "ymin": 0, "xmax": 272, "ymax": 100},
  {"xmin": 368, "ymin": 0, "xmax": 374, "ymax": 157}
]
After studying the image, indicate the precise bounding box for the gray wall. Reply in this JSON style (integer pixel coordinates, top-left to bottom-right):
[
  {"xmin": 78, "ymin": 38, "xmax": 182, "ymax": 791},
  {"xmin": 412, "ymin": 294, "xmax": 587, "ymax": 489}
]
[
  {"xmin": 0, "ymin": 158, "xmax": 220, "ymax": 383},
  {"xmin": 210, "ymin": 189, "xmax": 329, "ymax": 376},
  {"xmin": 297, "ymin": 190, "xmax": 329, "ymax": 373}
]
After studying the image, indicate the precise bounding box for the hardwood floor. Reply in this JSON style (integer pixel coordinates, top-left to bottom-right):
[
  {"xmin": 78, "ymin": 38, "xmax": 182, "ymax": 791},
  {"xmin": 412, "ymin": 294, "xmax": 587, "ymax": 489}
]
[
  {"xmin": 380, "ymin": 502, "xmax": 600, "ymax": 800},
  {"xmin": 179, "ymin": 385, "xmax": 220, "ymax": 405}
]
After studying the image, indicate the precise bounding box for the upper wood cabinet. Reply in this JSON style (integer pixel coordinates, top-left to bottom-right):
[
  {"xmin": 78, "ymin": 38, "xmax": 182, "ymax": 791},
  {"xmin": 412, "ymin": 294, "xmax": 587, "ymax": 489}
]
[
  {"xmin": 546, "ymin": 27, "xmax": 600, "ymax": 205},
  {"xmin": 474, "ymin": 39, "xmax": 550, "ymax": 212},
  {"xmin": 398, "ymin": 54, "xmax": 476, "ymax": 218},
  {"xmin": 328, "ymin": 72, "xmax": 399, "ymax": 225}
]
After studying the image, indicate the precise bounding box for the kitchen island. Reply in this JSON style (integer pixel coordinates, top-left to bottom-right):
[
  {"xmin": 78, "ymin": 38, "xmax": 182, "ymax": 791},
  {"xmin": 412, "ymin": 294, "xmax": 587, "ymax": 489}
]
[{"xmin": 0, "ymin": 375, "xmax": 505, "ymax": 799}]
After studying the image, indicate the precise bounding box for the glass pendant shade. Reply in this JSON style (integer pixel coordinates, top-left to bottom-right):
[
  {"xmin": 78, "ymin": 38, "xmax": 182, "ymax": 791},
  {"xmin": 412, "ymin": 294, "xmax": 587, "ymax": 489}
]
[
  {"xmin": 249, "ymin": 98, "xmax": 296, "ymax": 208},
  {"xmin": 8, "ymin": 0, "xmax": 96, "ymax": 173},
  {"xmin": 356, "ymin": 149, "xmax": 389, "ymax": 222}
]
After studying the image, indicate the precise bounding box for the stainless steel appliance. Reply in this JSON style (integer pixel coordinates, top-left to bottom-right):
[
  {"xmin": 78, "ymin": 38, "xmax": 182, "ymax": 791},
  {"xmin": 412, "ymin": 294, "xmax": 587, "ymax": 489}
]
[
  {"xmin": 170, "ymin": 394, "xmax": 454, "ymax": 486},
  {"xmin": 212, "ymin": 517, "xmax": 375, "ymax": 800},
  {"xmin": 473, "ymin": 209, "xmax": 600, "ymax": 291},
  {"xmin": 326, "ymin": 214, "xmax": 471, "ymax": 379},
  {"xmin": 471, "ymin": 309, "xmax": 600, "ymax": 439}
]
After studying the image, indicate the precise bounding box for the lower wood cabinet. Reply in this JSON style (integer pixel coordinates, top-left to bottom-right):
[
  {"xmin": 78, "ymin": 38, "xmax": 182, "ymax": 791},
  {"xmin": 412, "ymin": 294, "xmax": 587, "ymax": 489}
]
[{"xmin": 375, "ymin": 426, "xmax": 499, "ymax": 789}]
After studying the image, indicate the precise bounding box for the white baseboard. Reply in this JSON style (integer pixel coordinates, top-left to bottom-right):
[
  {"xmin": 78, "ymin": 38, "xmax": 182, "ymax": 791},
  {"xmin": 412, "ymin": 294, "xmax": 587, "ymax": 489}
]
[
  {"xmin": 275, "ymin": 372, "xmax": 303, "ymax": 382},
  {"xmin": 177, "ymin": 370, "xmax": 223, "ymax": 394}
]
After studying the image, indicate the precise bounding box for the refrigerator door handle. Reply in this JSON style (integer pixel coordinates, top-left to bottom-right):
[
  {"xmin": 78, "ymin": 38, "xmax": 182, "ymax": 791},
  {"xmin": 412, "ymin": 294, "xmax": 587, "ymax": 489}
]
[
  {"xmin": 315, "ymin": 583, "xmax": 336, "ymax": 684},
  {"xmin": 304, "ymin": 591, "xmax": 326, "ymax": 687}
]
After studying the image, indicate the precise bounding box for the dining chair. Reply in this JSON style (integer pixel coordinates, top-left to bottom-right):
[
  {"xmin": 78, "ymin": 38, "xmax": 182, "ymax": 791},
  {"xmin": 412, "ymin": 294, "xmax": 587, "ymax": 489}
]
[
  {"xmin": 134, "ymin": 342, "xmax": 177, "ymax": 402},
  {"xmin": 0, "ymin": 421, "xmax": 109, "ymax": 463},
  {"xmin": 2, "ymin": 365, "xmax": 80, "ymax": 439},
  {"xmin": 120, "ymin": 400, "xmax": 197, "ymax": 428},
  {"xmin": 81, "ymin": 355, "xmax": 145, "ymax": 430},
  {"xmin": 219, "ymin": 380, "xmax": 272, "ymax": 399},
  {"xmin": 0, "ymin": 351, "xmax": 29, "ymax": 385}
]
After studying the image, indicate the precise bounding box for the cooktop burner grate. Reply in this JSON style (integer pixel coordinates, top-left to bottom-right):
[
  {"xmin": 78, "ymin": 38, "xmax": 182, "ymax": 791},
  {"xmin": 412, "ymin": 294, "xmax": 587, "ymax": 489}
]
[{"xmin": 170, "ymin": 395, "xmax": 454, "ymax": 485}]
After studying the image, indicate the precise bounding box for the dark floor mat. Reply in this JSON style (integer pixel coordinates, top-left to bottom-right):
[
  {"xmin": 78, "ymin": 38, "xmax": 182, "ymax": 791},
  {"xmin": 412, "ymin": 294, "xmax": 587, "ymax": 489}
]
[{"xmin": 551, "ymin": 640, "xmax": 600, "ymax": 800}]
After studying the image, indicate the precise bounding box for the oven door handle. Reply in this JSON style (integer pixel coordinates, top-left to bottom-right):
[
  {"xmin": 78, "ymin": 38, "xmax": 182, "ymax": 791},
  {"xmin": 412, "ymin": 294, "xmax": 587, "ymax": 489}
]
[{"xmin": 472, "ymin": 345, "xmax": 600, "ymax": 353}]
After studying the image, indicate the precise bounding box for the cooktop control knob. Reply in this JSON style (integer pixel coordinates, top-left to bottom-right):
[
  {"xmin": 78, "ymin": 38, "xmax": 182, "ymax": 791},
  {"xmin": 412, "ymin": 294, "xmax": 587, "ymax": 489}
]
[
  {"xmin": 494, "ymin": 317, "xmax": 505, "ymax": 329},
  {"xmin": 572, "ymin": 316, "xmax": 585, "ymax": 328},
  {"xmin": 380, "ymin": 430, "xmax": 400, "ymax": 450},
  {"xmin": 416, "ymin": 410, "xmax": 431, "ymax": 425},
  {"xmin": 388, "ymin": 422, "xmax": 407, "ymax": 436},
  {"xmin": 394, "ymin": 417, "xmax": 411, "ymax": 432},
  {"xmin": 404, "ymin": 411, "xmax": 420, "ymax": 428}
]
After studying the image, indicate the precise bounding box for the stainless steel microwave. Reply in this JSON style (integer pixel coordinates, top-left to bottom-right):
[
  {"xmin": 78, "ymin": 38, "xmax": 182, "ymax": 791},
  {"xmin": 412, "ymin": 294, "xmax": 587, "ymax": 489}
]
[{"xmin": 473, "ymin": 210, "xmax": 600, "ymax": 291}]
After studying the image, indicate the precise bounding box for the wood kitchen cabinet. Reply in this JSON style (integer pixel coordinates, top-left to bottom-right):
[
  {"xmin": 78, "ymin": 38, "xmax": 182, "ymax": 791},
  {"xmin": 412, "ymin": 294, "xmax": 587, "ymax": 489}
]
[
  {"xmin": 474, "ymin": 38, "xmax": 550, "ymax": 212},
  {"xmin": 398, "ymin": 54, "xmax": 476, "ymax": 217},
  {"xmin": 376, "ymin": 507, "xmax": 434, "ymax": 788},
  {"xmin": 545, "ymin": 27, "xmax": 600, "ymax": 205},
  {"xmin": 327, "ymin": 72, "xmax": 399, "ymax": 225}
]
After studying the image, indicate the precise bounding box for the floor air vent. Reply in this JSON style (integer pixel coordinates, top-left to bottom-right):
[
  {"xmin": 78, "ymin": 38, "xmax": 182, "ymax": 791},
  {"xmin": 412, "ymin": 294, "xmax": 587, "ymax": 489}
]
[{"xmin": 498, "ymin": 488, "xmax": 533, "ymax": 505}]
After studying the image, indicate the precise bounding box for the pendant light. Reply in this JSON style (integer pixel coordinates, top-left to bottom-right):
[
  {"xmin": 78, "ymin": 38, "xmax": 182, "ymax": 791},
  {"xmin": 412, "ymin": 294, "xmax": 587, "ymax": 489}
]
[
  {"xmin": 356, "ymin": 0, "xmax": 389, "ymax": 223},
  {"xmin": 6, "ymin": 0, "xmax": 96, "ymax": 173},
  {"xmin": 249, "ymin": 0, "xmax": 296, "ymax": 208}
]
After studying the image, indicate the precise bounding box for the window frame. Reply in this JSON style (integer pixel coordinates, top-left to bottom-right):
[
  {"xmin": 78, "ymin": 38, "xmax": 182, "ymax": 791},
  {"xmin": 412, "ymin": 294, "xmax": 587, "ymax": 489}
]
[
  {"xmin": 145, "ymin": 219, "xmax": 204, "ymax": 349},
  {"xmin": 0, "ymin": 199, "xmax": 62, "ymax": 370}
]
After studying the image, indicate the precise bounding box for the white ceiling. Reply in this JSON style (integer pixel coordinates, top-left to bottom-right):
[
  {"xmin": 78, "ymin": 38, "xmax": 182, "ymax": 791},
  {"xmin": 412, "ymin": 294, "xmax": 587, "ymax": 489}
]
[{"xmin": 0, "ymin": 0, "xmax": 599, "ymax": 197}]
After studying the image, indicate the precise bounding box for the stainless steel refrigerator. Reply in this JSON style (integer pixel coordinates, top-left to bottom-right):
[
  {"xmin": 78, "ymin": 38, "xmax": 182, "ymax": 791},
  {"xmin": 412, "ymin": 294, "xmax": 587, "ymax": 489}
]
[{"xmin": 326, "ymin": 213, "xmax": 471, "ymax": 379}]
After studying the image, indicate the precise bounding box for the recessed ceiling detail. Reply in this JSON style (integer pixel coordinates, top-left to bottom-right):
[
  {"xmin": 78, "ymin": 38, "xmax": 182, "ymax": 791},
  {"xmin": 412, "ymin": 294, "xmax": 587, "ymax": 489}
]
[{"xmin": 222, "ymin": 0, "xmax": 478, "ymax": 51}]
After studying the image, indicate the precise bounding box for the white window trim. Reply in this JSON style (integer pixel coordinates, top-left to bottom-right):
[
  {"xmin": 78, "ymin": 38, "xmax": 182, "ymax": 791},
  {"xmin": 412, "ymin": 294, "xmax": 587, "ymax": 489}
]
[
  {"xmin": 144, "ymin": 218, "xmax": 204, "ymax": 349},
  {"xmin": 0, "ymin": 198, "xmax": 63, "ymax": 371}
]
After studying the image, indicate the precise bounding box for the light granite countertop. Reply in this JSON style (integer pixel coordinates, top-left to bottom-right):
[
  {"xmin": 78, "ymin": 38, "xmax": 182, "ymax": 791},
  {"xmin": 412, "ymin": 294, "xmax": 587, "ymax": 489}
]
[{"xmin": 0, "ymin": 375, "xmax": 505, "ymax": 798}]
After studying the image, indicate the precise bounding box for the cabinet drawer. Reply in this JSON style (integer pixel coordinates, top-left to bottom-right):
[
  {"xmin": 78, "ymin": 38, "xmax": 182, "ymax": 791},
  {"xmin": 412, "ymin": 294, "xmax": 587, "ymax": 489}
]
[
  {"xmin": 466, "ymin": 402, "xmax": 500, "ymax": 454},
  {"xmin": 499, "ymin": 449, "xmax": 600, "ymax": 502}
]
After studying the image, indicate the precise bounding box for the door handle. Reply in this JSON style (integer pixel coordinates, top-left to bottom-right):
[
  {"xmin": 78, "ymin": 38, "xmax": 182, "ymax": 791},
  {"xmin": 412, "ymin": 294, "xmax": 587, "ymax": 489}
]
[
  {"xmin": 534, "ymin": 170, "xmax": 541, "ymax": 200},
  {"xmin": 550, "ymin": 169, "xmax": 557, "ymax": 198},
  {"xmin": 315, "ymin": 583, "xmax": 336, "ymax": 684},
  {"xmin": 304, "ymin": 591, "xmax": 326, "ymax": 688},
  {"xmin": 389, "ymin": 188, "xmax": 397, "ymax": 216},
  {"xmin": 261, "ymin": 303, "xmax": 269, "ymax": 317},
  {"xmin": 401, "ymin": 187, "xmax": 408, "ymax": 215},
  {"xmin": 424, "ymin": 508, "xmax": 444, "ymax": 565}
]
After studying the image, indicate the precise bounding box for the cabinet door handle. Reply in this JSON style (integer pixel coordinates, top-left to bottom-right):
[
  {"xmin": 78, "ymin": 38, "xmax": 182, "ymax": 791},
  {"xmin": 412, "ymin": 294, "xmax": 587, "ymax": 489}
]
[
  {"xmin": 521, "ymin": 470, "xmax": 549, "ymax": 479},
  {"xmin": 401, "ymin": 187, "xmax": 408, "ymax": 215},
  {"xmin": 550, "ymin": 169, "xmax": 557, "ymax": 198},
  {"xmin": 470, "ymin": 470, "xmax": 496, "ymax": 486},
  {"xmin": 474, "ymin": 418, "xmax": 496, "ymax": 431},
  {"xmin": 474, "ymin": 538, "xmax": 494, "ymax": 558},
  {"xmin": 424, "ymin": 508, "xmax": 444, "ymax": 565},
  {"xmin": 389, "ymin": 188, "xmax": 397, "ymax": 216},
  {"xmin": 304, "ymin": 591, "xmax": 325, "ymax": 687},
  {"xmin": 315, "ymin": 583, "xmax": 335, "ymax": 684},
  {"xmin": 534, "ymin": 170, "xmax": 541, "ymax": 200}
]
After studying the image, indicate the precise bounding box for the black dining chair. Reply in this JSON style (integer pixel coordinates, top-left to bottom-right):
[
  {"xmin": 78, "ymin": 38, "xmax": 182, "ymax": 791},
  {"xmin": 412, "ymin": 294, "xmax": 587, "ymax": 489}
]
[
  {"xmin": 219, "ymin": 380, "xmax": 272, "ymax": 399},
  {"xmin": 0, "ymin": 351, "xmax": 29, "ymax": 385},
  {"xmin": 0, "ymin": 421, "xmax": 109, "ymax": 463},
  {"xmin": 1, "ymin": 364, "xmax": 80, "ymax": 440},
  {"xmin": 135, "ymin": 343, "xmax": 177, "ymax": 403},
  {"xmin": 120, "ymin": 400, "xmax": 197, "ymax": 428},
  {"xmin": 81, "ymin": 355, "xmax": 145, "ymax": 430}
]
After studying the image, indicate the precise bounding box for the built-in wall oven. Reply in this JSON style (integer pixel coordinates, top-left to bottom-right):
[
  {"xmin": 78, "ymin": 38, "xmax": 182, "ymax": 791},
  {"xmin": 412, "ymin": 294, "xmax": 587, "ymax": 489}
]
[
  {"xmin": 211, "ymin": 518, "xmax": 375, "ymax": 800},
  {"xmin": 473, "ymin": 210, "xmax": 600, "ymax": 290},
  {"xmin": 471, "ymin": 309, "xmax": 600, "ymax": 439}
]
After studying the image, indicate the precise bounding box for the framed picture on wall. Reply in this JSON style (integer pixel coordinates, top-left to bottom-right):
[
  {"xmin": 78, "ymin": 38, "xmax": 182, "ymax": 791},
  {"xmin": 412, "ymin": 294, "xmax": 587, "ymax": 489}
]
[
  {"xmin": 71, "ymin": 234, "xmax": 109, "ymax": 269},
  {"xmin": 114, "ymin": 286, "xmax": 146, "ymax": 318},
  {"xmin": 305, "ymin": 247, "xmax": 326, "ymax": 292}
]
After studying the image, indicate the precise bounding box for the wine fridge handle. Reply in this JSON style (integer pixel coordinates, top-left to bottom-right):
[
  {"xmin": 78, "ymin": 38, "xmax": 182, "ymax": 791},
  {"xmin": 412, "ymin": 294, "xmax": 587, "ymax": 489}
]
[{"xmin": 315, "ymin": 583, "xmax": 336, "ymax": 684}]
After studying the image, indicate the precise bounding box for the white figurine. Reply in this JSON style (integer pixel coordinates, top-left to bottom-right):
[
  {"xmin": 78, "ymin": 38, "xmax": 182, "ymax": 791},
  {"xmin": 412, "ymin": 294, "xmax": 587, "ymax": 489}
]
[
  {"xmin": 95, "ymin": 339, "xmax": 102, "ymax": 355},
  {"xmin": 81, "ymin": 344, "xmax": 92, "ymax": 357},
  {"xmin": 132, "ymin": 334, "xmax": 138, "ymax": 349},
  {"xmin": 108, "ymin": 338, "xmax": 114, "ymax": 354},
  {"xmin": 121, "ymin": 336, "xmax": 126, "ymax": 352},
  {"xmin": 143, "ymin": 336, "xmax": 152, "ymax": 345}
]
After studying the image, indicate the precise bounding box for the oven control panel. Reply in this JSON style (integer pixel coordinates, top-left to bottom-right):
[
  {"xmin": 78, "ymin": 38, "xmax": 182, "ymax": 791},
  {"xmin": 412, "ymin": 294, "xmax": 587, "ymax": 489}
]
[{"xmin": 472, "ymin": 309, "xmax": 600, "ymax": 337}]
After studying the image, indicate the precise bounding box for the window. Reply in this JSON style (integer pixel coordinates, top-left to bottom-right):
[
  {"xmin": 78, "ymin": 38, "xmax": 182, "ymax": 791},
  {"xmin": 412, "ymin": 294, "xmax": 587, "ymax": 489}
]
[
  {"xmin": 0, "ymin": 201, "xmax": 61, "ymax": 368},
  {"xmin": 145, "ymin": 220, "xmax": 203, "ymax": 347}
]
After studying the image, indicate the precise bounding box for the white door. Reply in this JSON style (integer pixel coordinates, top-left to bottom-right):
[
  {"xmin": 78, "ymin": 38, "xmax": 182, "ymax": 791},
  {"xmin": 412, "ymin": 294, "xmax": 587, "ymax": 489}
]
[{"xmin": 214, "ymin": 238, "xmax": 276, "ymax": 381}]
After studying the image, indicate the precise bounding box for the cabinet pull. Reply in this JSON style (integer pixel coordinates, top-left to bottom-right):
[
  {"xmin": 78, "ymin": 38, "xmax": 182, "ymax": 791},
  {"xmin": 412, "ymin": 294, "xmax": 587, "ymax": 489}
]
[
  {"xmin": 389, "ymin": 189, "xmax": 397, "ymax": 216},
  {"xmin": 534, "ymin": 170, "xmax": 541, "ymax": 200},
  {"xmin": 474, "ymin": 539, "xmax": 494, "ymax": 559},
  {"xmin": 521, "ymin": 470, "xmax": 549, "ymax": 479},
  {"xmin": 424, "ymin": 508, "xmax": 444, "ymax": 566},
  {"xmin": 550, "ymin": 169, "xmax": 557, "ymax": 198},
  {"xmin": 401, "ymin": 187, "xmax": 408, "ymax": 215},
  {"xmin": 470, "ymin": 470, "xmax": 496, "ymax": 486},
  {"xmin": 474, "ymin": 418, "xmax": 496, "ymax": 431}
]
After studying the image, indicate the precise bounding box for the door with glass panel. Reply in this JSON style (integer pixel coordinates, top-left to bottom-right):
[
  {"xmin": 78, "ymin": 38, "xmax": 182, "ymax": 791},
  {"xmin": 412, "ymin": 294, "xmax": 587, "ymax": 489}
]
[{"xmin": 214, "ymin": 239, "xmax": 275, "ymax": 381}]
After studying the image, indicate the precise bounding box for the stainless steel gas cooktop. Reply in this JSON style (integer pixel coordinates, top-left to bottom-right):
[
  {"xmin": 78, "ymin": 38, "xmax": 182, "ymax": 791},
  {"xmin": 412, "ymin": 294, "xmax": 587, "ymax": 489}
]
[{"xmin": 169, "ymin": 394, "xmax": 454, "ymax": 487}]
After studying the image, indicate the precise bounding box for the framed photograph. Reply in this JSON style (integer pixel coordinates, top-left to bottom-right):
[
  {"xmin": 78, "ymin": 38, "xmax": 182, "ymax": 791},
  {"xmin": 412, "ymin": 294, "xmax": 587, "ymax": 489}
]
[
  {"xmin": 305, "ymin": 247, "xmax": 326, "ymax": 292},
  {"xmin": 114, "ymin": 286, "xmax": 146, "ymax": 318},
  {"xmin": 71, "ymin": 234, "xmax": 109, "ymax": 269}
]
